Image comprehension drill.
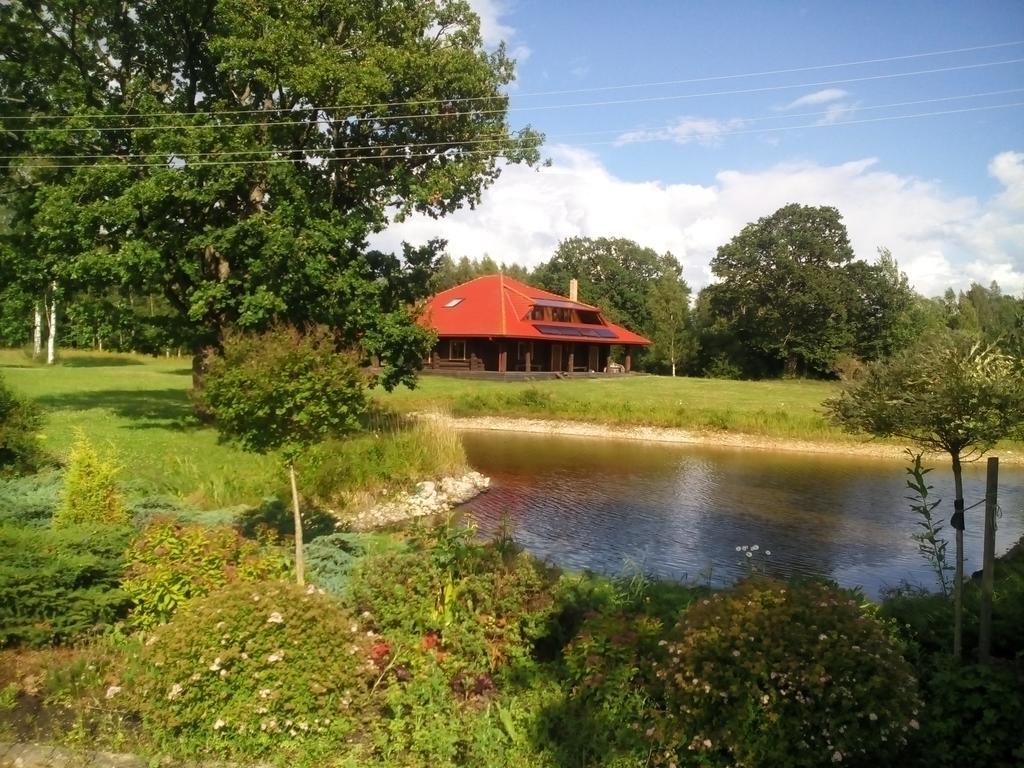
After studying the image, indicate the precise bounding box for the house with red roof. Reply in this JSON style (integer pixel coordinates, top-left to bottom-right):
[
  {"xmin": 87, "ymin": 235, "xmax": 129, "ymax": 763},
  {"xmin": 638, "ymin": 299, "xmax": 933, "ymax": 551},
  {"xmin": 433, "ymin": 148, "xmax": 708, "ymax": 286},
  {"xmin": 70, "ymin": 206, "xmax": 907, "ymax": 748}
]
[{"xmin": 420, "ymin": 274, "xmax": 650, "ymax": 374}]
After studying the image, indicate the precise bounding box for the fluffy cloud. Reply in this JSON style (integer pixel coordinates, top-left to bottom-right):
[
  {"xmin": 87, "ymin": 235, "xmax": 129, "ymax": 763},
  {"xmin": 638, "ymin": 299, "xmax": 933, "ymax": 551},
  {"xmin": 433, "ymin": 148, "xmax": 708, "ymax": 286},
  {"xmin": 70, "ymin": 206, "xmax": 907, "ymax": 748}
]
[
  {"xmin": 467, "ymin": 0, "xmax": 530, "ymax": 61},
  {"xmin": 370, "ymin": 147, "xmax": 1024, "ymax": 297}
]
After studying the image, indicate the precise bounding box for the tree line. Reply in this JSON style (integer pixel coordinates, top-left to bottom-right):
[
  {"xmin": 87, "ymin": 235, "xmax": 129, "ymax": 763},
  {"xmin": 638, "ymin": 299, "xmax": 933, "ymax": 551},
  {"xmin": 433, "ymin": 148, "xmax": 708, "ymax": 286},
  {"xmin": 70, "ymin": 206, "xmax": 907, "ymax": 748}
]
[
  {"xmin": 5, "ymin": 201, "xmax": 1022, "ymax": 380},
  {"xmin": 430, "ymin": 204, "xmax": 1022, "ymax": 379}
]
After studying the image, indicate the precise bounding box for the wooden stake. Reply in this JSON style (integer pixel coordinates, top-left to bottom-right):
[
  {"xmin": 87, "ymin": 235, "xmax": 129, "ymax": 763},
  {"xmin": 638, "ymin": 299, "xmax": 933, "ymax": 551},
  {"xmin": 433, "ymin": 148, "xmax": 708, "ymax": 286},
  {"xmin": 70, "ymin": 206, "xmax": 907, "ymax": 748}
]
[
  {"xmin": 979, "ymin": 456, "xmax": 998, "ymax": 664},
  {"xmin": 289, "ymin": 462, "xmax": 305, "ymax": 586}
]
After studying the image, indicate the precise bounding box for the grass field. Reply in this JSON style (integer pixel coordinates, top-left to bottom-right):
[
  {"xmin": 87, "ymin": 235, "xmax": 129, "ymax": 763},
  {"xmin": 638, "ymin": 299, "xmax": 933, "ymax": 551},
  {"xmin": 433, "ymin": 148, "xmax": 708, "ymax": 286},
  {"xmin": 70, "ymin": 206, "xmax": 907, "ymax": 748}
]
[
  {"xmin": 0, "ymin": 350, "xmax": 465, "ymax": 508},
  {"xmin": 378, "ymin": 372, "xmax": 854, "ymax": 440}
]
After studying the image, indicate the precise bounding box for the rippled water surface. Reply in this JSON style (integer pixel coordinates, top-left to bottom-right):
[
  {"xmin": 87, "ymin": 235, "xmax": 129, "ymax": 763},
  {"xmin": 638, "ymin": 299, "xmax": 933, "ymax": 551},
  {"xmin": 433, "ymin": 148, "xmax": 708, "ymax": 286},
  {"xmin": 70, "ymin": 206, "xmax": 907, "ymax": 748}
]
[{"xmin": 459, "ymin": 431, "xmax": 1024, "ymax": 598}]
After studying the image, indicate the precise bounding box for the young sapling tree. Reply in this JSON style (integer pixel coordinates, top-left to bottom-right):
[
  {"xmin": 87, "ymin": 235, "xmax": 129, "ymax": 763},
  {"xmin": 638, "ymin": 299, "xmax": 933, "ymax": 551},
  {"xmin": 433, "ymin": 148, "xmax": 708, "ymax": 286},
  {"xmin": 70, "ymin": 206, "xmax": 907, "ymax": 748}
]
[
  {"xmin": 826, "ymin": 334, "xmax": 1024, "ymax": 657},
  {"xmin": 199, "ymin": 326, "xmax": 366, "ymax": 585}
]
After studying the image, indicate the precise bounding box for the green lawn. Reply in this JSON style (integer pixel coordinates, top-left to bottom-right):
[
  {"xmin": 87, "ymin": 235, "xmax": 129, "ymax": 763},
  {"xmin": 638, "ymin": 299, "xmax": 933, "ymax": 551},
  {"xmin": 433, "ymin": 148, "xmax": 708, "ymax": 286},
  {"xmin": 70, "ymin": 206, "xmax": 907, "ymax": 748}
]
[
  {"xmin": 1, "ymin": 349, "xmax": 282, "ymax": 506},
  {"xmin": 0, "ymin": 350, "xmax": 467, "ymax": 509},
  {"xmin": 377, "ymin": 372, "xmax": 853, "ymax": 441}
]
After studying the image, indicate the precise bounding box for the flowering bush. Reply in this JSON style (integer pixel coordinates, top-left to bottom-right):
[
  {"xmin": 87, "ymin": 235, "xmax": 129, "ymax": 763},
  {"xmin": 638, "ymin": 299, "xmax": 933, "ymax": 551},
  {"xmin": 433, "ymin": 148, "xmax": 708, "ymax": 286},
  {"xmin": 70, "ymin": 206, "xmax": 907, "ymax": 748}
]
[
  {"xmin": 126, "ymin": 580, "xmax": 376, "ymax": 758},
  {"xmin": 653, "ymin": 579, "xmax": 921, "ymax": 768},
  {"xmin": 121, "ymin": 520, "xmax": 284, "ymax": 629}
]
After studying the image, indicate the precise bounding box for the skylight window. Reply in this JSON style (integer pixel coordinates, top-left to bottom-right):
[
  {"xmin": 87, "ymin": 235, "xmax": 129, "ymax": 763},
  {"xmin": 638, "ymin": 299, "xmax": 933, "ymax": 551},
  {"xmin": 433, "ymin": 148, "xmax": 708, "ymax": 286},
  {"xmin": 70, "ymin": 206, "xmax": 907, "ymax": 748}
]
[{"xmin": 443, "ymin": 298, "xmax": 464, "ymax": 308}]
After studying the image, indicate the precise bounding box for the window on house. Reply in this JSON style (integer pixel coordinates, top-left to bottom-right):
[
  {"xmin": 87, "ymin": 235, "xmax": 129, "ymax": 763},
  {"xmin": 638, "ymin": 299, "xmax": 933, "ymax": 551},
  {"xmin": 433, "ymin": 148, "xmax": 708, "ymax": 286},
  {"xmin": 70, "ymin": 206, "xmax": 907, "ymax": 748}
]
[
  {"xmin": 552, "ymin": 307, "xmax": 571, "ymax": 322},
  {"xmin": 530, "ymin": 306, "xmax": 545, "ymax": 320},
  {"xmin": 448, "ymin": 340, "xmax": 466, "ymax": 360},
  {"xmin": 443, "ymin": 298, "xmax": 464, "ymax": 308}
]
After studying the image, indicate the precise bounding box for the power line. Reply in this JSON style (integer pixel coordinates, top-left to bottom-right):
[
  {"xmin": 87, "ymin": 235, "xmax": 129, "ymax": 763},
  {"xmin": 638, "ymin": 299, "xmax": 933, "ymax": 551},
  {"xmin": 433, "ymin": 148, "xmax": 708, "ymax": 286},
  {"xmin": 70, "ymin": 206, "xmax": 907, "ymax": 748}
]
[
  {"xmin": 6, "ymin": 39, "xmax": 1023, "ymax": 122},
  {"xmin": 6, "ymin": 88, "xmax": 1021, "ymax": 162},
  {"xmin": 12, "ymin": 101, "xmax": 1023, "ymax": 169},
  {"xmin": 4, "ymin": 56, "xmax": 1023, "ymax": 134}
]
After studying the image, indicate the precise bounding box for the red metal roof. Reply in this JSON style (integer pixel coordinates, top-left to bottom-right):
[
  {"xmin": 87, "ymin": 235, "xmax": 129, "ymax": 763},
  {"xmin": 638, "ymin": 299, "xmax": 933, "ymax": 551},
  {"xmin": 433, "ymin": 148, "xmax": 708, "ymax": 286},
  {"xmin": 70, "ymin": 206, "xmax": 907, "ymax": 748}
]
[{"xmin": 420, "ymin": 274, "xmax": 651, "ymax": 345}]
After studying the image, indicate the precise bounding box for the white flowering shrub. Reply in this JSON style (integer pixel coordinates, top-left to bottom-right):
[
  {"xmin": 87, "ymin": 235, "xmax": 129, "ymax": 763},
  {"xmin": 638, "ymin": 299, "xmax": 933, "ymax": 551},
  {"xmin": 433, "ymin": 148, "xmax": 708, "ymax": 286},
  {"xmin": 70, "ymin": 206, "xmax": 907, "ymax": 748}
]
[
  {"xmin": 127, "ymin": 580, "xmax": 376, "ymax": 759},
  {"xmin": 652, "ymin": 578, "xmax": 922, "ymax": 768}
]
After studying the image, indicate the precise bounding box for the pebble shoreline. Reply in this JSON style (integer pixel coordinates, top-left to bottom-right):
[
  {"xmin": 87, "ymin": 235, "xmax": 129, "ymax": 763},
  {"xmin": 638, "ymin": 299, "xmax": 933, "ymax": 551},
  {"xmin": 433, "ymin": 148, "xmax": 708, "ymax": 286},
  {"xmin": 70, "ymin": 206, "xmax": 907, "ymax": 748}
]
[{"xmin": 347, "ymin": 471, "xmax": 491, "ymax": 530}]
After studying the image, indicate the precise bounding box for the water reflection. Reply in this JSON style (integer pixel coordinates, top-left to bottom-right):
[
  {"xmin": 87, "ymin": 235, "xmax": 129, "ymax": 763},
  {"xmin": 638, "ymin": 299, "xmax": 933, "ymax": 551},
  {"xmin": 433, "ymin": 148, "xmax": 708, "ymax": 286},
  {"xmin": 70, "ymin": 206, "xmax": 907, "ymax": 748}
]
[{"xmin": 459, "ymin": 431, "xmax": 1024, "ymax": 598}]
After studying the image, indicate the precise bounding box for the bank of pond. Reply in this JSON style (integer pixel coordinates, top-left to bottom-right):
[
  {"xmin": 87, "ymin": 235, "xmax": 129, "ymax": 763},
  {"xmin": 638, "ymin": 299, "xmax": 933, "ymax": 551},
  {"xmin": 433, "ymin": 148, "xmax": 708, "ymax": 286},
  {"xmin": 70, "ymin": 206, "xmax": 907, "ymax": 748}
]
[{"xmin": 1, "ymin": 490, "xmax": 1022, "ymax": 768}]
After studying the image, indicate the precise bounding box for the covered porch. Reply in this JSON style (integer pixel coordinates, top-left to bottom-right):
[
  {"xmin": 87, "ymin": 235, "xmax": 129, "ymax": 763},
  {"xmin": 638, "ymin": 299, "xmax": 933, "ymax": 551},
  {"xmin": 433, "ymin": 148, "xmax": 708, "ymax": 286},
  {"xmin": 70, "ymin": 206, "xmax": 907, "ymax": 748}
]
[{"xmin": 428, "ymin": 337, "xmax": 636, "ymax": 374}]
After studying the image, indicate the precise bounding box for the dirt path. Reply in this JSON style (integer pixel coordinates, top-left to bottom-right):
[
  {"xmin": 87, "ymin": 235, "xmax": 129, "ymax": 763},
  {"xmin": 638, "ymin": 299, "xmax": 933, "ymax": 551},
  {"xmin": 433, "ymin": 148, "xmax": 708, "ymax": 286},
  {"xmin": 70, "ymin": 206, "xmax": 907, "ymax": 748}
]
[{"xmin": 447, "ymin": 415, "xmax": 1024, "ymax": 465}]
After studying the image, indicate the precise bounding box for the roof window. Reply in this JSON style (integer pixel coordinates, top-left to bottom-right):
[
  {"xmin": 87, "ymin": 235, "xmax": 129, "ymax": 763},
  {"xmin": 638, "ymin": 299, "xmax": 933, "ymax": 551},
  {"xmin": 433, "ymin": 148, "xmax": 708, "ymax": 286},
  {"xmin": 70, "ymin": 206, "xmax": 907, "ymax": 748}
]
[{"xmin": 443, "ymin": 298, "xmax": 464, "ymax": 308}]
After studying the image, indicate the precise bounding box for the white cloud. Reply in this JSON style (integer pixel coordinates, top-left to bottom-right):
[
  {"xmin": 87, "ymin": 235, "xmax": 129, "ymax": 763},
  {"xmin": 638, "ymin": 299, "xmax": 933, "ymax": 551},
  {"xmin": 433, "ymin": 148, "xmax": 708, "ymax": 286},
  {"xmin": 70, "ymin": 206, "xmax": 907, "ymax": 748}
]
[
  {"xmin": 369, "ymin": 147, "xmax": 1024, "ymax": 297},
  {"xmin": 780, "ymin": 88, "xmax": 849, "ymax": 110},
  {"xmin": 617, "ymin": 116, "xmax": 747, "ymax": 146},
  {"xmin": 467, "ymin": 0, "xmax": 530, "ymax": 60}
]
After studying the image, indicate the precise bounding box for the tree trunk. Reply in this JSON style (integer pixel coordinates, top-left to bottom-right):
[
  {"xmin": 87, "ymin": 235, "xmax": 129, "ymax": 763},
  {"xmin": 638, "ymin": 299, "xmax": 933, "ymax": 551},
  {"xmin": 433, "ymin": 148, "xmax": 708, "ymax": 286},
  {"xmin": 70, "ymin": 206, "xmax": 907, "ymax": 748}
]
[
  {"xmin": 289, "ymin": 461, "xmax": 305, "ymax": 587},
  {"xmin": 46, "ymin": 284, "xmax": 57, "ymax": 365},
  {"xmin": 784, "ymin": 352, "xmax": 798, "ymax": 378},
  {"xmin": 951, "ymin": 452, "xmax": 965, "ymax": 658},
  {"xmin": 191, "ymin": 348, "xmax": 218, "ymax": 421},
  {"xmin": 32, "ymin": 303, "xmax": 42, "ymax": 358}
]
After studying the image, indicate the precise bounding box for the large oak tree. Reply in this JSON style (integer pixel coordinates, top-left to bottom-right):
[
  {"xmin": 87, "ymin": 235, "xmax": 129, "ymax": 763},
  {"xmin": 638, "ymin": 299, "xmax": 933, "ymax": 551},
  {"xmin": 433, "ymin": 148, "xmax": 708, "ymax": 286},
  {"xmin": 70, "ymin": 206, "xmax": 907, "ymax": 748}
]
[{"xmin": 0, "ymin": 0, "xmax": 541, "ymax": 387}]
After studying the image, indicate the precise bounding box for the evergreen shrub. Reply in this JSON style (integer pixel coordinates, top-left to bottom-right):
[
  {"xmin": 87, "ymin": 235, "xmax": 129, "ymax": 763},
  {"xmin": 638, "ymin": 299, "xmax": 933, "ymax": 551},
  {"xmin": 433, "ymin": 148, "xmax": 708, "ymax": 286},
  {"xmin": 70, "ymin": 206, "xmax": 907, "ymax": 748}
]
[
  {"xmin": 53, "ymin": 432, "xmax": 128, "ymax": 528},
  {"xmin": 653, "ymin": 579, "xmax": 922, "ymax": 768},
  {"xmin": 127, "ymin": 580, "xmax": 375, "ymax": 758},
  {"xmin": 0, "ymin": 523, "xmax": 133, "ymax": 646},
  {"xmin": 0, "ymin": 373, "xmax": 46, "ymax": 476}
]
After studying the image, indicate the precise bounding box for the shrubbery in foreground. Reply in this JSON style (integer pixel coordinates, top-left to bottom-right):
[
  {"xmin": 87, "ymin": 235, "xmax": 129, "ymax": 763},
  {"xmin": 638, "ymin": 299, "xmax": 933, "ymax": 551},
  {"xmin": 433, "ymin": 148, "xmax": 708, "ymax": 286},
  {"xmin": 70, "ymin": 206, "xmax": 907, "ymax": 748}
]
[
  {"xmin": 654, "ymin": 579, "xmax": 921, "ymax": 768},
  {"xmin": 122, "ymin": 519, "xmax": 284, "ymax": 629},
  {"xmin": 0, "ymin": 373, "xmax": 46, "ymax": 476},
  {"xmin": 0, "ymin": 522, "xmax": 133, "ymax": 646},
  {"xmin": 127, "ymin": 580, "xmax": 376, "ymax": 758}
]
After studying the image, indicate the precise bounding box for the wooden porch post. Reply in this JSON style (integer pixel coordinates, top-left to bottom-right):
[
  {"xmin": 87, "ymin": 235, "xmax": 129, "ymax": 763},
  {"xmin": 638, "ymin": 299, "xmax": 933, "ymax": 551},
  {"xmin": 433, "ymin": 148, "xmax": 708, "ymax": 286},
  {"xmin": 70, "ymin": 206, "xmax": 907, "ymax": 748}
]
[
  {"xmin": 524, "ymin": 346, "xmax": 532, "ymax": 373},
  {"xmin": 624, "ymin": 346, "xmax": 632, "ymax": 372},
  {"xmin": 567, "ymin": 348, "xmax": 574, "ymax": 373},
  {"xmin": 498, "ymin": 342, "xmax": 507, "ymax": 373}
]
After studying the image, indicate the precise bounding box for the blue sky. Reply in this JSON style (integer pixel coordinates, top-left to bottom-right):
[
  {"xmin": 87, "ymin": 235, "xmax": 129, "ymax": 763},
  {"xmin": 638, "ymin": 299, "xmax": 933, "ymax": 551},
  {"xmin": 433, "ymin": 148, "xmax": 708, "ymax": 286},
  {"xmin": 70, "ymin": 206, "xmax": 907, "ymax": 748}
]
[{"xmin": 373, "ymin": 1, "xmax": 1024, "ymax": 296}]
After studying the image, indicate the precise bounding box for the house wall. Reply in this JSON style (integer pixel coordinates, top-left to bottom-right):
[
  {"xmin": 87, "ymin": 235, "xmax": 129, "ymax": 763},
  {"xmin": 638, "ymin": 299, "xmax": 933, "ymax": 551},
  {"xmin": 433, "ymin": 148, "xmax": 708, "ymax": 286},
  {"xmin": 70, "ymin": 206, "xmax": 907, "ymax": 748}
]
[{"xmin": 433, "ymin": 339, "xmax": 617, "ymax": 373}]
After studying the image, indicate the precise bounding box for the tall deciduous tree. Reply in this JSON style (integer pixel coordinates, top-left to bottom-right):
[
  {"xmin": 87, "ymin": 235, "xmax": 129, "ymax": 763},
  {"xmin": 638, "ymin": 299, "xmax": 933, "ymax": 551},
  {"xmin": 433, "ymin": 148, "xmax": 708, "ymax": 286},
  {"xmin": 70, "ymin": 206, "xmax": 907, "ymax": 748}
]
[
  {"xmin": 707, "ymin": 204, "xmax": 856, "ymax": 377},
  {"xmin": 533, "ymin": 237, "xmax": 667, "ymax": 334},
  {"xmin": 826, "ymin": 334, "xmax": 1024, "ymax": 658},
  {"xmin": 646, "ymin": 260, "xmax": 695, "ymax": 376},
  {"xmin": 1, "ymin": 0, "xmax": 541, "ymax": 387}
]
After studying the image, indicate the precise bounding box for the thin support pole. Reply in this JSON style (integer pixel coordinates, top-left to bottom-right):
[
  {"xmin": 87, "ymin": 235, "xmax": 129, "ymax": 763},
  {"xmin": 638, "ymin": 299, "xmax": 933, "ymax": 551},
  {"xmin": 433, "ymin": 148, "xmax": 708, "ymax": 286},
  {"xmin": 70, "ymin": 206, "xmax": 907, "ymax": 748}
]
[{"xmin": 979, "ymin": 457, "xmax": 998, "ymax": 664}]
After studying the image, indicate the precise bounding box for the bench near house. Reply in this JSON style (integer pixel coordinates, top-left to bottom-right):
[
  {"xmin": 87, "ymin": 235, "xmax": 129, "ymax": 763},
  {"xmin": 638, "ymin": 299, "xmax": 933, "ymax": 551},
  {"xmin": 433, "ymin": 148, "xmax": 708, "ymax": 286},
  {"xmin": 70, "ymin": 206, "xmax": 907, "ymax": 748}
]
[{"xmin": 420, "ymin": 274, "xmax": 650, "ymax": 375}]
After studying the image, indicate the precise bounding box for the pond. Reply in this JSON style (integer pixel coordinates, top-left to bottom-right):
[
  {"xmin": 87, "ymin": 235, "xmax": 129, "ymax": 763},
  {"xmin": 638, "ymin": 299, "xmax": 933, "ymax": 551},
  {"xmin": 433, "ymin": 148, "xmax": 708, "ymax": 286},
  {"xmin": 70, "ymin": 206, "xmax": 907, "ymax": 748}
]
[{"xmin": 458, "ymin": 431, "xmax": 1024, "ymax": 598}]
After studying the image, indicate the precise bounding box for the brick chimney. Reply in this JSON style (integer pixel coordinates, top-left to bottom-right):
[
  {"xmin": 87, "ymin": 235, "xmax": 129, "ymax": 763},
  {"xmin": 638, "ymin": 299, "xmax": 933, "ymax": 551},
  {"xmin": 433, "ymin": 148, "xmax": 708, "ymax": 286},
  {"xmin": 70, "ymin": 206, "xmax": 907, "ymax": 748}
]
[{"xmin": 569, "ymin": 278, "xmax": 578, "ymax": 303}]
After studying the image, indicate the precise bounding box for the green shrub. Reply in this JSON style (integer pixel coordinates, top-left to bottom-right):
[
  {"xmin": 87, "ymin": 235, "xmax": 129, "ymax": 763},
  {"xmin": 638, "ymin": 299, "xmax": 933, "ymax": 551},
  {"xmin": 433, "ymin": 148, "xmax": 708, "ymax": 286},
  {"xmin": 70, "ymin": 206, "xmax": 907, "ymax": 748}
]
[
  {"xmin": 554, "ymin": 609, "xmax": 664, "ymax": 765},
  {"xmin": 0, "ymin": 471, "xmax": 62, "ymax": 527},
  {"xmin": 0, "ymin": 374, "xmax": 46, "ymax": 476},
  {"xmin": 350, "ymin": 522, "xmax": 555, "ymax": 678},
  {"xmin": 905, "ymin": 657, "xmax": 1024, "ymax": 768},
  {"xmin": 305, "ymin": 532, "xmax": 368, "ymax": 596},
  {"xmin": 121, "ymin": 520, "xmax": 284, "ymax": 630},
  {"xmin": 882, "ymin": 549, "xmax": 1024, "ymax": 660},
  {"xmin": 126, "ymin": 580, "xmax": 376, "ymax": 759},
  {"xmin": 0, "ymin": 523, "xmax": 133, "ymax": 646},
  {"xmin": 654, "ymin": 579, "xmax": 922, "ymax": 768},
  {"xmin": 53, "ymin": 432, "xmax": 128, "ymax": 528}
]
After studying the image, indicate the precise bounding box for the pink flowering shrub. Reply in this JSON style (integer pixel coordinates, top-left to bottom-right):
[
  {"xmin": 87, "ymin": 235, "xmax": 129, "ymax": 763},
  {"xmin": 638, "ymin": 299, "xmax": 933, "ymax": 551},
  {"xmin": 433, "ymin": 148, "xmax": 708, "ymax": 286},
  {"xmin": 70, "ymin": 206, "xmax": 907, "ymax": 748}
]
[
  {"xmin": 127, "ymin": 580, "xmax": 376, "ymax": 759},
  {"xmin": 653, "ymin": 579, "xmax": 921, "ymax": 768}
]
